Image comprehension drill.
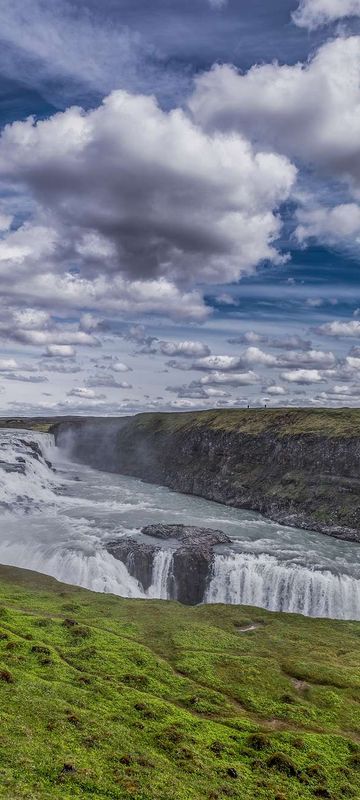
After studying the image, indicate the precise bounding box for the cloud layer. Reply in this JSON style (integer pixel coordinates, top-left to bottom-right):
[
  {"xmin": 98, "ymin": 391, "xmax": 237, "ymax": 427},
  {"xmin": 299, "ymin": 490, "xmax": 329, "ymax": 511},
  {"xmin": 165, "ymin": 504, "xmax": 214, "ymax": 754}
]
[{"xmin": 293, "ymin": 0, "xmax": 360, "ymax": 30}]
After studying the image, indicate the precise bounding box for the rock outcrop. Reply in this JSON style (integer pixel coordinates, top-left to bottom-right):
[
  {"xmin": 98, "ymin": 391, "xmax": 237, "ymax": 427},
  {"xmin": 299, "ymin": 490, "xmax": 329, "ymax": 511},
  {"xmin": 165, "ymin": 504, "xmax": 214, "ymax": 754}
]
[{"xmin": 107, "ymin": 524, "xmax": 231, "ymax": 604}]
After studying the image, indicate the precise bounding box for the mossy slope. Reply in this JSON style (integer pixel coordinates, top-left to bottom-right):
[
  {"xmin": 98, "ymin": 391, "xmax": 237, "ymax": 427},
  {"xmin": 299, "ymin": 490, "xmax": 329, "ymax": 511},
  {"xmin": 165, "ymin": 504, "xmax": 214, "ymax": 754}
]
[{"xmin": 0, "ymin": 565, "xmax": 360, "ymax": 799}]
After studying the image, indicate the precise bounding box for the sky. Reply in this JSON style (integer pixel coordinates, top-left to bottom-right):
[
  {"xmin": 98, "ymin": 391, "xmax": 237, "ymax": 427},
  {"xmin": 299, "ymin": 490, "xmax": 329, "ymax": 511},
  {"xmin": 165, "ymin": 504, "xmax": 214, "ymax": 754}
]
[{"xmin": 0, "ymin": 0, "xmax": 360, "ymax": 415}]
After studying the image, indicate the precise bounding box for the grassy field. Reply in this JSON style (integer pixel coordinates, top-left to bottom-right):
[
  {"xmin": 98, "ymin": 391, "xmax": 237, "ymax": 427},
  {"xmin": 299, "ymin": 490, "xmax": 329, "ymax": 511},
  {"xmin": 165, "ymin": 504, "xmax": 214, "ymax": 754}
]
[
  {"xmin": 0, "ymin": 566, "xmax": 360, "ymax": 798},
  {"xmin": 129, "ymin": 407, "xmax": 360, "ymax": 438},
  {"xmin": 1, "ymin": 407, "xmax": 360, "ymax": 438}
]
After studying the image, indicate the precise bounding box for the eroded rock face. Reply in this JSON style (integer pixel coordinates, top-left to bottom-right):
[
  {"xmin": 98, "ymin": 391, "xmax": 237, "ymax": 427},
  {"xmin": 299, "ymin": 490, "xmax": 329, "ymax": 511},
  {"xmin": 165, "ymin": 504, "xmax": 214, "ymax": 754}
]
[
  {"xmin": 55, "ymin": 411, "xmax": 360, "ymax": 542},
  {"xmin": 107, "ymin": 524, "xmax": 231, "ymax": 605}
]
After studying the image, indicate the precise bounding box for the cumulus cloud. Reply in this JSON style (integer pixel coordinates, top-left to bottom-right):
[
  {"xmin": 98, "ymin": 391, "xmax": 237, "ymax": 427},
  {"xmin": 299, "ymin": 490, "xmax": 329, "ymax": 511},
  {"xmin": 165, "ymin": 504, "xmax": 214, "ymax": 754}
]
[
  {"xmin": 264, "ymin": 385, "xmax": 286, "ymax": 395},
  {"xmin": 193, "ymin": 355, "xmax": 244, "ymax": 372},
  {"xmin": 199, "ymin": 370, "xmax": 259, "ymax": 385},
  {"xmin": 86, "ymin": 374, "xmax": 132, "ymax": 389},
  {"xmin": 296, "ymin": 203, "xmax": 360, "ymax": 245},
  {"xmin": 68, "ymin": 387, "xmax": 106, "ymax": 400},
  {"xmin": 0, "ymin": 90, "xmax": 295, "ymax": 321},
  {"xmin": 190, "ymin": 37, "xmax": 360, "ymax": 196},
  {"xmin": 111, "ymin": 361, "xmax": 132, "ymax": 373},
  {"xmin": 0, "ymin": 358, "xmax": 18, "ymax": 371},
  {"xmin": 45, "ymin": 345, "xmax": 76, "ymax": 358},
  {"xmin": 167, "ymin": 381, "xmax": 230, "ymax": 399},
  {"xmin": 277, "ymin": 349, "xmax": 336, "ymax": 369},
  {"xmin": 280, "ymin": 368, "xmax": 326, "ymax": 384},
  {"xmin": 229, "ymin": 332, "xmax": 313, "ymax": 351},
  {"xmin": 193, "ymin": 348, "xmax": 277, "ymax": 372},
  {"xmin": 293, "ymin": 0, "xmax": 360, "ymax": 30},
  {"xmin": 159, "ymin": 340, "xmax": 211, "ymax": 358},
  {"xmin": 316, "ymin": 320, "xmax": 360, "ymax": 337}
]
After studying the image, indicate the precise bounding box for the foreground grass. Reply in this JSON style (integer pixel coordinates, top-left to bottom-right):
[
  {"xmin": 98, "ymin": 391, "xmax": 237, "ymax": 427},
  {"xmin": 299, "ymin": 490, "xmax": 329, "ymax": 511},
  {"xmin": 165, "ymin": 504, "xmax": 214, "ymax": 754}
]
[{"xmin": 0, "ymin": 568, "xmax": 360, "ymax": 798}]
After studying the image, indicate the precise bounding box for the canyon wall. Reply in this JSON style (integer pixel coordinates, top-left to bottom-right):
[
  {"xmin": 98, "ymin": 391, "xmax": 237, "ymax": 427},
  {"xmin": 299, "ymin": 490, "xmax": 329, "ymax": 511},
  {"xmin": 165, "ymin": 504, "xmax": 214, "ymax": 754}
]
[{"xmin": 55, "ymin": 408, "xmax": 360, "ymax": 541}]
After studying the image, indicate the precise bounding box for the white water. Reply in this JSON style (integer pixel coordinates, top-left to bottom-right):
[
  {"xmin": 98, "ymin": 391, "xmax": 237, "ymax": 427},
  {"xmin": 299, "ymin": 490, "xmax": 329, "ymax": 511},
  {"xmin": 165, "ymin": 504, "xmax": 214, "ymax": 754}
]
[
  {"xmin": 1, "ymin": 428, "xmax": 360, "ymax": 619},
  {"xmin": 147, "ymin": 550, "xmax": 174, "ymax": 599},
  {"xmin": 205, "ymin": 553, "xmax": 360, "ymax": 619}
]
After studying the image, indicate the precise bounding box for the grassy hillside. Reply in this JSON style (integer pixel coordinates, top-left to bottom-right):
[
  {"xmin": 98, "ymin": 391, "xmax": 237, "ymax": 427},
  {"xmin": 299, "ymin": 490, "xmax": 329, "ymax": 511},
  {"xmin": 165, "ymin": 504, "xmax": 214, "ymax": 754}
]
[{"xmin": 0, "ymin": 567, "xmax": 360, "ymax": 798}]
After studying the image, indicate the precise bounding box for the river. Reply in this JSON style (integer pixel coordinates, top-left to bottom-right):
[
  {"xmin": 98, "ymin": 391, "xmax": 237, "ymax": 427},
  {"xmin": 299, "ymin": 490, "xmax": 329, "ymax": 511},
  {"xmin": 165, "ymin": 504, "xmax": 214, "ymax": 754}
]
[{"xmin": 1, "ymin": 428, "xmax": 360, "ymax": 619}]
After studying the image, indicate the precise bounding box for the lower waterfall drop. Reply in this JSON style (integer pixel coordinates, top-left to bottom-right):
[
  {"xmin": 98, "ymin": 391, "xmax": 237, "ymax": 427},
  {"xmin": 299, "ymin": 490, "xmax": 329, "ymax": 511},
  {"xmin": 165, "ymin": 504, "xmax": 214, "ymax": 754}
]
[
  {"xmin": 147, "ymin": 550, "xmax": 174, "ymax": 599},
  {"xmin": 205, "ymin": 553, "xmax": 360, "ymax": 620}
]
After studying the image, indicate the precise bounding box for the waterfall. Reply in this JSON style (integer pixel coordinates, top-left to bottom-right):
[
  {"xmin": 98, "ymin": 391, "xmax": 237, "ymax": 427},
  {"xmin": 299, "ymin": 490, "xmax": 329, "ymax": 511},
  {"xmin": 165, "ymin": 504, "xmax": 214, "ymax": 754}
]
[
  {"xmin": 147, "ymin": 550, "xmax": 173, "ymax": 599},
  {"xmin": 205, "ymin": 553, "xmax": 360, "ymax": 620},
  {"xmin": 0, "ymin": 430, "xmax": 59, "ymax": 512}
]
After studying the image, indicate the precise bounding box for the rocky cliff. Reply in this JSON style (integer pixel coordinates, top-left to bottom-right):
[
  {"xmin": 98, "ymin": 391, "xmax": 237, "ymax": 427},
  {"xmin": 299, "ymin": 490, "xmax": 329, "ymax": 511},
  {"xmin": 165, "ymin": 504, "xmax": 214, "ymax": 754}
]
[{"xmin": 55, "ymin": 408, "xmax": 360, "ymax": 542}]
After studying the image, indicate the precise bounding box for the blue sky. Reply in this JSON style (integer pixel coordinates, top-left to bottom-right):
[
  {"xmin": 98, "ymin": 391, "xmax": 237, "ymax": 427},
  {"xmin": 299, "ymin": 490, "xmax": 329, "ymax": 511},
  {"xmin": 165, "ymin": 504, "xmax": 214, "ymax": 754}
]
[{"xmin": 0, "ymin": 0, "xmax": 360, "ymax": 414}]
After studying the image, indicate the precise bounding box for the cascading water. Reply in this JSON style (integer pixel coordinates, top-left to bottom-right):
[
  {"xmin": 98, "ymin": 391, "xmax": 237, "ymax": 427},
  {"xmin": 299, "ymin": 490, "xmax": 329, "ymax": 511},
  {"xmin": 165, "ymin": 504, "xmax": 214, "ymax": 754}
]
[
  {"xmin": 1, "ymin": 427, "xmax": 360, "ymax": 619},
  {"xmin": 205, "ymin": 553, "xmax": 360, "ymax": 620},
  {"xmin": 147, "ymin": 550, "xmax": 174, "ymax": 599}
]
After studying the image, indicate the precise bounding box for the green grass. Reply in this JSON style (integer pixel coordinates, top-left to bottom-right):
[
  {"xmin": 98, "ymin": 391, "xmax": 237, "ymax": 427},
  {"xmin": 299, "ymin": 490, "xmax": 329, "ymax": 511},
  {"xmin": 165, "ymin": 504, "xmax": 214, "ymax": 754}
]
[
  {"xmin": 1, "ymin": 407, "xmax": 360, "ymax": 438},
  {"xmin": 0, "ymin": 566, "xmax": 360, "ymax": 798},
  {"xmin": 129, "ymin": 408, "xmax": 360, "ymax": 438}
]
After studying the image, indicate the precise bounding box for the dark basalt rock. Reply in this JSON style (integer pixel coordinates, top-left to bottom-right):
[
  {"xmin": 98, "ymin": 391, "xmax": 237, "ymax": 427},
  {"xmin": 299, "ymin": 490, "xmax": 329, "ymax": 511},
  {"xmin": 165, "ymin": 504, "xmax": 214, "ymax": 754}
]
[
  {"xmin": 141, "ymin": 523, "xmax": 230, "ymax": 547},
  {"xmin": 107, "ymin": 538, "xmax": 156, "ymax": 592},
  {"xmin": 107, "ymin": 524, "xmax": 231, "ymax": 605}
]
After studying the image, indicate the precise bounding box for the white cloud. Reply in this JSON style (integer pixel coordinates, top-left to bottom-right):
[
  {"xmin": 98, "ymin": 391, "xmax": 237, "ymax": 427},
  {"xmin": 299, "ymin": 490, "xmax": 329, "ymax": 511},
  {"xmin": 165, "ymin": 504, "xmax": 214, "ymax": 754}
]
[
  {"xmin": 243, "ymin": 346, "xmax": 278, "ymax": 367},
  {"xmin": 317, "ymin": 320, "xmax": 360, "ymax": 337},
  {"xmin": 0, "ymin": 89, "xmax": 295, "ymax": 320},
  {"xmin": 0, "ymin": 358, "xmax": 18, "ymax": 371},
  {"xmin": 159, "ymin": 340, "xmax": 211, "ymax": 358},
  {"xmin": 111, "ymin": 361, "xmax": 132, "ymax": 373},
  {"xmin": 278, "ymin": 349, "xmax": 336, "ymax": 369},
  {"xmin": 45, "ymin": 345, "xmax": 75, "ymax": 358},
  {"xmin": 296, "ymin": 203, "xmax": 360, "ymax": 245},
  {"xmin": 346, "ymin": 356, "xmax": 360, "ymax": 368},
  {"xmin": 193, "ymin": 349, "xmax": 277, "ymax": 371},
  {"xmin": 194, "ymin": 355, "xmax": 243, "ymax": 371},
  {"xmin": 199, "ymin": 370, "xmax": 259, "ymax": 385},
  {"xmin": 293, "ymin": 0, "xmax": 360, "ymax": 30},
  {"xmin": 68, "ymin": 387, "xmax": 106, "ymax": 400},
  {"xmin": 190, "ymin": 37, "xmax": 360, "ymax": 196},
  {"xmin": 264, "ymin": 385, "xmax": 286, "ymax": 395},
  {"xmin": 280, "ymin": 368, "xmax": 325, "ymax": 384}
]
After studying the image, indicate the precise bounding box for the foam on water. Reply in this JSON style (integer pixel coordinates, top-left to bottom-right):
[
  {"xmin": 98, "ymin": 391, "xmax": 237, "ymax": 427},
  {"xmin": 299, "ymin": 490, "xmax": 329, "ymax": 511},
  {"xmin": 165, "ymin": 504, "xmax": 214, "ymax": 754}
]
[
  {"xmin": 1, "ymin": 428, "xmax": 360, "ymax": 618},
  {"xmin": 0, "ymin": 430, "xmax": 59, "ymax": 511}
]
